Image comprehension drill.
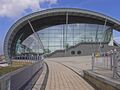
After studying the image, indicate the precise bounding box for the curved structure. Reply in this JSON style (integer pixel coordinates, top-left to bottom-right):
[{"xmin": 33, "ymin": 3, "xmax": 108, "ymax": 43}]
[{"xmin": 4, "ymin": 8, "xmax": 120, "ymax": 60}]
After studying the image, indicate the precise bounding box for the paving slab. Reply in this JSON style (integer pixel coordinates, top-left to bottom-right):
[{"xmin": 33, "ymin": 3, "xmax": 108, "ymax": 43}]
[
  {"xmin": 46, "ymin": 56, "xmax": 92, "ymax": 76},
  {"xmin": 45, "ymin": 60, "xmax": 94, "ymax": 90},
  {"xmin": 33, "ymin": 56, "xmax": 94, "ymax": 90}
]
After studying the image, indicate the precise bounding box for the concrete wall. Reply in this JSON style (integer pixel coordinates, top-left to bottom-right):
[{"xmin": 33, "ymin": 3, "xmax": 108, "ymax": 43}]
[{"xmin": 48, "ymin": 43, "xmax": 120, "ymax": 58}]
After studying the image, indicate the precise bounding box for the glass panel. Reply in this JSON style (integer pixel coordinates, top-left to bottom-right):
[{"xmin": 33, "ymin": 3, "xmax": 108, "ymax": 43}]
[{"xmin": 15, "ymin": 23, "xmax": 112, "ymax": 55}]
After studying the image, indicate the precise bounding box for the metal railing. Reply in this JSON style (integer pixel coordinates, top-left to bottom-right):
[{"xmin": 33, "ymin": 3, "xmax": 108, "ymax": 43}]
[
  {"xmin": 113, "ymin": 50, "xmax": 120, "ymax": 78},
  {"xmin": 13, "ymin": 55, "xmax": 44, "ymax": 61},
  {"xmin": 0, "ymin": 55, "xmax": 44, "ymax": 90},
  {"xmin": 92, "ymin": 49, "xmax": 120, "ymax": 78}
]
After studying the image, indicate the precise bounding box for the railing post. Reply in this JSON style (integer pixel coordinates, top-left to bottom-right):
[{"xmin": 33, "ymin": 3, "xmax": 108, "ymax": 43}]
[
  {"xmin": 113, "ymin": 49, "xmax": 117, "ymax": 78},
  {"xmin": 110, "ymin": 50, "xmax": 113, "ymax": 70},
  {"xmin": 92, "ymin": 53, "xmax": 95, "ymax": 71}
]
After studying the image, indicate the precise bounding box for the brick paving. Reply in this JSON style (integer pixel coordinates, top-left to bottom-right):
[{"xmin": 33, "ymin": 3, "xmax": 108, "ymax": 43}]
[
  {"xmin": 46, "ymin": 56, "xmax": 92, "ymax": 76},
  {"xmin": 33, "ymin": 56, "xmax": 94, "ymax": 90},
  {"xmin": 45, "ymin": 60, "xmax": 94, "ymax": 90}
]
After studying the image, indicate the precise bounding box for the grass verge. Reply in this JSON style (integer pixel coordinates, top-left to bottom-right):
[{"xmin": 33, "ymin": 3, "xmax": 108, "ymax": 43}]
[{"xmin": 0, "ymin": 61, "xmax": 32, "ymax": 76}]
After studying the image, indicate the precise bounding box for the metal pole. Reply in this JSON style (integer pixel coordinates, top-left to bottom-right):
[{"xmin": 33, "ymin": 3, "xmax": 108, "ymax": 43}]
[
  {"xmin": 28, "ymin": 20, "xmax": 45, "ymax": 54},
  {"xmin": 92, "ymin": 53, "xmax": 94, "ymax": 71},
  {"xmin": 113, "ymin": 49, "xmax": 117, "ymax": 78},
  {"xmin": 110, "ymin": 50, "xmax": 113, "ymax": 70},
  {"xmin": 99, "ymin": 19, "xmax": 107, "ymax": 54},
  {"xmin": 65, "ymin": 12, "xmax": 68, "ymax": 56},
  {"xmin": 66, "ymin": 12, "xmax": 68, "ymax": 42}
]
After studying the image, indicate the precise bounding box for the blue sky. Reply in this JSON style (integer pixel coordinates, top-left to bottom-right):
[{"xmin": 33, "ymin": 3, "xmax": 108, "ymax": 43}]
[{"xmin": 0, "ymin": 0, "xmax": 120, "ymax": 54}]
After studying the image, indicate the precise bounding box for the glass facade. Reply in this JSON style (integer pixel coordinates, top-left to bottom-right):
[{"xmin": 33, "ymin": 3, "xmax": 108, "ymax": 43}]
[{"xmin": 15, "ymin": 23, "xmax": 112, "ymax": 55}]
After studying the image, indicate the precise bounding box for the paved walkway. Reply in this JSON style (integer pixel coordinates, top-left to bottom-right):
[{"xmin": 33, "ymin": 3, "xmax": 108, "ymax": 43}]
[
  {"xmin": 33, "ymin": 56, "xmax": 94, "ymax": 90},
  {"xmin": 46, "ymin": 56, "xmax": 92, "ymax": 76},
  {"xmin": 45, "ymin": 61, "xmax": 94, "ymax": 90}
]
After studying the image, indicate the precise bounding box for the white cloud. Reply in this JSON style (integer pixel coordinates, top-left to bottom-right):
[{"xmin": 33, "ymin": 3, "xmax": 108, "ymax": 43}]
[{"xmin": 0, "ymin": 0, "xmax": 57, "ymax": 18}]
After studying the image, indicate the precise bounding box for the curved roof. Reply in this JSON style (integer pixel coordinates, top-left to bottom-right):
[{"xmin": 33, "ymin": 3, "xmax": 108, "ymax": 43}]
[{"xmin": 4, "ymin": 8, "xmax": 120, "ymax": 59}]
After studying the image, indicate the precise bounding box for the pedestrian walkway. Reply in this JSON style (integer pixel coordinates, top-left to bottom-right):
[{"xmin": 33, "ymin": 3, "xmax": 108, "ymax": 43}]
[
  {"xmin": 33, "ymin": 56, "xmax": 94, "ymax": 90},
  {"xmin": 45, "ymin": 61, "xmax": 94, "ymax": 90},
  {"xmin": 46, "ymin": 56, "xmax": 92, "ymax": 76}
]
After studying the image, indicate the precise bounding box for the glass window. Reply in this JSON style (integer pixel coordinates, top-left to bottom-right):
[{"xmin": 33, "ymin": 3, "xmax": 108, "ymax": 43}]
[{"xmin": 17, "ymin": 23, "xmax": 112, "ymax": 55}]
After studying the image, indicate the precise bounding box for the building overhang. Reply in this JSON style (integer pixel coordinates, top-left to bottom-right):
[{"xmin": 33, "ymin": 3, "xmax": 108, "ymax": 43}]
[{"xmin": 4, "ymin": 8, "xmax": 120, "ymax": 60}]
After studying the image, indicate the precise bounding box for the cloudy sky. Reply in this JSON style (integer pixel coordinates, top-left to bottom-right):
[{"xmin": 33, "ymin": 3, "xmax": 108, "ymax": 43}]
[{"xmin": 0, "ymin": 0, "xmax": 120, "ymax": 54}]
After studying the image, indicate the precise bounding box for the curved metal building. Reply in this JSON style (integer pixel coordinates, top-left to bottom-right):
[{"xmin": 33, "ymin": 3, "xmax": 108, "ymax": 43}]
[{"xmin": 4, "ymin": 8, "xmax": 120, "ymax": 60}]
